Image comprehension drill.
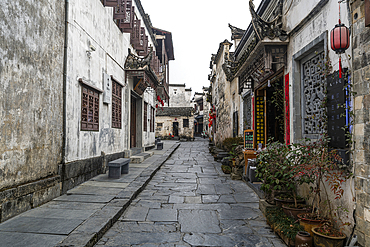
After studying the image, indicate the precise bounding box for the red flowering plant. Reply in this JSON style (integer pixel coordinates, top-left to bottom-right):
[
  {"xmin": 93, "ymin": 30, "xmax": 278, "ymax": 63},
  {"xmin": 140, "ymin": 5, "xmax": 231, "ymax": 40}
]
[{"xmin": 293, "ymin": 136, "xmax": 352, "ymax": 237}]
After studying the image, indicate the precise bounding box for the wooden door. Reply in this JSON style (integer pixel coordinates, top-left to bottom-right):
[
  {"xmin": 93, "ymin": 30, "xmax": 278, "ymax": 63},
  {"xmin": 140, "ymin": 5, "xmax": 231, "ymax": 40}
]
[
  {"xmin": 173, "ymin": 122, "xmax": 179, "ymax": 136},
  {"xmin": 130, "ymin": 95, "xmax": 136, "ymax": 148}
]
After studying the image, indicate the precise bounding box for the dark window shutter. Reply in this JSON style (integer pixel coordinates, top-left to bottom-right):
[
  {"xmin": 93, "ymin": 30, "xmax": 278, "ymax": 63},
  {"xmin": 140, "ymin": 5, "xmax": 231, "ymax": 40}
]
[
  {"xmin": 144, "ymin": 102, "xmax": 148, "ymax": 132},
  {"xmin": 112, "ymin": 79, "xmax": 122, "ymax": 129}
]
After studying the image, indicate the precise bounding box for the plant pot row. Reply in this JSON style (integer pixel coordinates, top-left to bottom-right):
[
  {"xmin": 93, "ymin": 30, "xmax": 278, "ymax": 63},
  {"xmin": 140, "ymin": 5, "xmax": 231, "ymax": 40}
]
[{"xmin": 274, "ymin": 197, "xmax": 346, "ymax": 247}]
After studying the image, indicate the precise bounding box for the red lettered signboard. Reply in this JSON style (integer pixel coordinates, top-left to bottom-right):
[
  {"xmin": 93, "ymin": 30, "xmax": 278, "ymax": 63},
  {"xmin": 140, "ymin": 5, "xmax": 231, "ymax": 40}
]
[{"xmin": 285, "ymin": 74, "xmax": 290, "ymax": 145}]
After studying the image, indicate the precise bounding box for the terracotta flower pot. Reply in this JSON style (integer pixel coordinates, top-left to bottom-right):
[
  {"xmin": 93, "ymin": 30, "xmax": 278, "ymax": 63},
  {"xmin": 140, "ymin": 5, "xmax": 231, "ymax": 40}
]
[
  {"xmin": 295, "ymin": 231, "xmax": 313, "ymax": 247},
  {"xmin": 297, "ymin": 213, "xmax": 328, "ymax": 237},
  {"xmin": 312, "ymin": 227, "xmax": 346, "ymax": 247},
  {"xmin": 282, "ymin": 204, "xmax": 311, "ymax": 220}
]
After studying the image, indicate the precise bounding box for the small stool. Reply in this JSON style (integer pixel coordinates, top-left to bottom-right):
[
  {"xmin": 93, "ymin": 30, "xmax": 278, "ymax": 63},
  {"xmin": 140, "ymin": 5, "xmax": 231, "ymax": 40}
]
[{"xmin": 157, "ymin": 142, "xmax": 163, "ymax": 150}]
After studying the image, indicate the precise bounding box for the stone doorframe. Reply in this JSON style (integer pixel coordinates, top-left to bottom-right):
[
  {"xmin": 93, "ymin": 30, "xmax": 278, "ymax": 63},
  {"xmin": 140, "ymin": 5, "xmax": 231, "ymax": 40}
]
[{"xmin": 291, "ymin": 31, "xmax": 328, "ymax": 142}]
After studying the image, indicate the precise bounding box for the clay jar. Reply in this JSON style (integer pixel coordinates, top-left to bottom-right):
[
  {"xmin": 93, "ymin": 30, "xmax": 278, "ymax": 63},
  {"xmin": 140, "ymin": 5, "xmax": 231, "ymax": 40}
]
[{"xmin": 295, "ymin": 231, "xmax": 313, "ymax": 247}]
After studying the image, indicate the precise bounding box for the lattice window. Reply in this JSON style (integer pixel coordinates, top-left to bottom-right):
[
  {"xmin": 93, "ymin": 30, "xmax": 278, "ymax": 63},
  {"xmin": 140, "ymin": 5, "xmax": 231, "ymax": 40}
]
[
  {"xmin": 112, "ymin": 79, "xmax": 122, "ymax": 129},
  {"xmin": 113, "ymin": 0, "xmax": 134, "ymax": 32},
  {"xmin": 302, "ymin": 52, "xmax": 326, "ymax": 136},
  {"xmin": 138, "ymin": 31, "xmax": 149, "ymax": 56},
  {"xmin": 151, "ymin": 51, "xmax": 161, "ymax": 75},
  {"xmin": 183, "ymin": 119, "xmax": 189, "ymax": 128},
  {"xmin": 81, "ymin": 85, "xmax": 100, "ymax": 131},
  {"xmin": 131, "ymin": 19, "xmax": 141, "ymax": 49},
  {"xmin": 144, "ymin": 102, "xmax": 148, "ymax": 132}
]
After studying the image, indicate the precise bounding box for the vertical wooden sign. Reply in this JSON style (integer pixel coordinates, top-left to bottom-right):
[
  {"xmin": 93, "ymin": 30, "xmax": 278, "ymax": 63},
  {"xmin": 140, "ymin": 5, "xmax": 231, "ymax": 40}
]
[
  {"xmin": 255, "ymin": 95, "xmax": 265, "ymax": 147},
  {"xmin": 366, "ymin": 0, "xmax": 370, "ymax": 27},
  {"xmin": 285, "ymin": 74, "xmax": 290, "ymax": 145}
]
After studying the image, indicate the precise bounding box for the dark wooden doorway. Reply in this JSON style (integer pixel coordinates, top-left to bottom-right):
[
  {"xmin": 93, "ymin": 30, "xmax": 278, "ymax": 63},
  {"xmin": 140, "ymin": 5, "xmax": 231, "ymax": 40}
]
[
  {"xmin": 266, "ymin": 77, "xmax": 284, "ymax": 143},
  {"xmin": 173, "ymin": 122, "xmax": 179, "ymax": 136},
  {"xmin": 233, "ymin": 111, "xmax": 238, "ymax": 137},
  {"xmin": 130, "ymin": 94, "xmax": 137, "ymax": 148}
]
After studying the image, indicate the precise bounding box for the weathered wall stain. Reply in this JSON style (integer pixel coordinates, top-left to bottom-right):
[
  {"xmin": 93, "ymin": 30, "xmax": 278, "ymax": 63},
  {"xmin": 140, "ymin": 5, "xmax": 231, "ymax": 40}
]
[
  {"xmin": 0, "ymin": 0, "xmax": 64, "ymax": 221},
  {"xmin": 0, "ymin": 0, "xmax": 64, "ymax": 190}
]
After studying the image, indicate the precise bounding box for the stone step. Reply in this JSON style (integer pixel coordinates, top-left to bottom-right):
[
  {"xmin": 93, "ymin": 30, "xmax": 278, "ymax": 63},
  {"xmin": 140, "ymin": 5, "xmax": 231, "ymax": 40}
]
[
  {"xmin": 130, "ymin": 147, "xmax": 142, "ymax": 156},
  {"xmin": 130, "ymin": 151, "xmax": 154, "ymax": 164}
]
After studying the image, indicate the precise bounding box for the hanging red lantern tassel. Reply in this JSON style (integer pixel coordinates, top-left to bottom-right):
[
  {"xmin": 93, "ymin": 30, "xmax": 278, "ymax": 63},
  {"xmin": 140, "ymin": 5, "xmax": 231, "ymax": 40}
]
[{"xmin": 339, "ymin": 56, "xmax": 342, "ymax": 78}]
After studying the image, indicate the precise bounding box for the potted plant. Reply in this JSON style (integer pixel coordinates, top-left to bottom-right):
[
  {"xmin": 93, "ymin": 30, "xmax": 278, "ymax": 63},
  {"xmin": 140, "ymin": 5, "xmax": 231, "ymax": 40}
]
[
  {"xmin": 228, "ymin": 144, "xmax": 238, "ymax": 167},
  {"xmin": 256, "ymin": 141, "xmax": 305, "ymax": 209},
  {"xmin": 293, "ymin": 137, "xmax": 352, "ymax": 244}
]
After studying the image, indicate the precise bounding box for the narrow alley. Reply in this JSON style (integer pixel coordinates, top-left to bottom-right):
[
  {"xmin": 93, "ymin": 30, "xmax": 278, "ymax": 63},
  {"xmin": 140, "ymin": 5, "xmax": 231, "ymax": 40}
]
[{"xmin": 95, "ymin": 139, "xmax": 284, "ymax": 247}]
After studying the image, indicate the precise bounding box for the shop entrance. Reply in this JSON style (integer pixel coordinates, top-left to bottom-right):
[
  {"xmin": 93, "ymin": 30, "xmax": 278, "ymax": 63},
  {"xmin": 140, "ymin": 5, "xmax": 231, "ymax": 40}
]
[{"xmin": 255, "ymin": 76, "xmax": 285, "ymax": 147}]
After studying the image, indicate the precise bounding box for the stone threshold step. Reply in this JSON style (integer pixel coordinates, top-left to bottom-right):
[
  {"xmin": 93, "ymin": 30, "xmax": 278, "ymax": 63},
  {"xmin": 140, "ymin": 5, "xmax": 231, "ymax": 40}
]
[{"xmin": 130, "ymin": 151, "xmax": 154, "ymax": 164}]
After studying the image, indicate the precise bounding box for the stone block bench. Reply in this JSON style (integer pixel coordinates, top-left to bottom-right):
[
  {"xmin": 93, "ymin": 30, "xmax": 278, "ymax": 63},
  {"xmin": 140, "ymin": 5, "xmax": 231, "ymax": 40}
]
[
  {"xmin": 157, "ymin": 142, "xmax": 163, "ymax": 150},
  {"xmin": 107, "ymin": 158, "xmax": 130, "ymax": 179}
]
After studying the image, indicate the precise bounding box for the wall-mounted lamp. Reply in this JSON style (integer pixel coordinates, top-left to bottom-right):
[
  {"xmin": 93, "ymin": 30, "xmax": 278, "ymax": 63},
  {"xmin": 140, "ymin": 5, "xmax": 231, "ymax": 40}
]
[
  {"xmin": 86, "ymin": 45, "xmax": 96, "ymax": 58},
  {"xmin": 267, "ymin": 80, "xmax": 271, "ymax": 87}
]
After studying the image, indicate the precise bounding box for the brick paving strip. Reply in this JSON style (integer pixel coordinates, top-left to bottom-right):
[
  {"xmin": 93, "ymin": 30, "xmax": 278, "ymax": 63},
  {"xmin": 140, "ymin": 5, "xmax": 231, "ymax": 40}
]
[{"xmin": 0, "ymin": 141, "xmax": 180, "ymax": 247}]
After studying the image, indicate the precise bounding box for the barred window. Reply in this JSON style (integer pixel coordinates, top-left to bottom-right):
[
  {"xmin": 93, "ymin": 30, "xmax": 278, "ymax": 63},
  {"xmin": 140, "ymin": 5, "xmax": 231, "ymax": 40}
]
[
  {"xmin": 157, "ymin": 123, "xmax": 163, "ymax": 127},
  {"xmin": 112, "ymin": 79, "xmax": 122, "ymax": 129},
  {"xmin": 144, "ymin": 102, "xmax": 148, "ymax": 132},
  {"xmin": 183, "ymin": 119, "xmax": 189, "ymax": 128},
  {"xmin": 81, "ymin": 85, "xmax": 100, "ymax": 131}
]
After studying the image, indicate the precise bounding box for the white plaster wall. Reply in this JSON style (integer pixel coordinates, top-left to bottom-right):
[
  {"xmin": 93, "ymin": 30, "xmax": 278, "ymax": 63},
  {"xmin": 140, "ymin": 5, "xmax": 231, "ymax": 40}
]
[
  {"xmin": 142, "ymin": 88, "xmax": 156, "ymax": 147},
  {"xmin": 283, "ymin": 0, "xmax": 321, "ymax": 32},
  {"xmin": 169, "ymin": 85, "xmax": 191, "ymax": 107},
  {"xmin": 185, "ymin": 90, "xmax": 192, "ymax": 104},
  {"xmin": 65, "ymin": 0, "xmax": 157, "ymax": 162}
]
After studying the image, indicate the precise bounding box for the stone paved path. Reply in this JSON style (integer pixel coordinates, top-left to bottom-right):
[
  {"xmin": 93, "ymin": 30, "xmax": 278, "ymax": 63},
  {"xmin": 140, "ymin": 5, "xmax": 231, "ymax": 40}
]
[{"xmin": 95, "ymin": 139, "xmax": 285, "ymax": 247}]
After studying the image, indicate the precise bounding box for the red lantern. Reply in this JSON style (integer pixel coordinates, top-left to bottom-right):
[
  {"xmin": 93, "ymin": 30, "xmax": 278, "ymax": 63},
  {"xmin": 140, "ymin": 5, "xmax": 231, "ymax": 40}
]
[
  {"xmin": 155, "ymin": 104, "xmax": 158, "ymax": 108},
  {"xmin": 330, "ymin": 2, "xmax": 350, "ymax": 78},
  {"xmin": 157, "ymin": 95, "xmax": 161, "ymax": 101},
  {"xmin": 330, "ymin": 24, "xmax": 350, "ymax": 54}
]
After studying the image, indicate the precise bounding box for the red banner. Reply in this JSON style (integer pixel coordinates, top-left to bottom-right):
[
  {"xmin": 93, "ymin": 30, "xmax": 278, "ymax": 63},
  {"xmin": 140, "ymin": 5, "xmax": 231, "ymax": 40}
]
[{"xmin": 285, "ymin": 74, "xmax": 290, "ymax": 145}]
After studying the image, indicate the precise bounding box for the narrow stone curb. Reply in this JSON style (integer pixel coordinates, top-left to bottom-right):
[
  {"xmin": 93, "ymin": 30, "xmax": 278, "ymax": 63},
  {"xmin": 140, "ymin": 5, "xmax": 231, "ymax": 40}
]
[{"xmin": 56, "ymin": 143, "xmax": 181, "ymax": 247}]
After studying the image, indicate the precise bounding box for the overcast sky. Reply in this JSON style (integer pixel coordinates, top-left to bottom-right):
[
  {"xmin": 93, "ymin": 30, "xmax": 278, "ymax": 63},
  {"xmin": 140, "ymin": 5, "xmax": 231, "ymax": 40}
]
[{"xmin": 140, "ymin": 0, "xmax": 262, "ymax": 95}]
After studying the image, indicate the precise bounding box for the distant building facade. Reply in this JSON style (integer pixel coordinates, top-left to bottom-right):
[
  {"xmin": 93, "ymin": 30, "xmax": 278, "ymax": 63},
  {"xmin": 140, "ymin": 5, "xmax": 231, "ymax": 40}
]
[{"xmin": 156, "ymin": 84, "xmax": 193, "ymax": 139}]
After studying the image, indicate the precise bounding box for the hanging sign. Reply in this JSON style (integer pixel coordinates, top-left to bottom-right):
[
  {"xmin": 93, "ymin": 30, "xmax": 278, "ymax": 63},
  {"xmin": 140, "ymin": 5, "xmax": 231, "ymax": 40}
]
[
  {"xmin": 244, "ymin": 130, "xmax": 254, "ymax": 150},
  {"xmin": 255, "ymin": 96, "xmax": 265, "ymax": 146},
  {"xmin": 285, "ymin": 74, "xmax": 290, "ymax": 145},
  {"xmin": 134, "ymin": 78, "xmax": 147, "ymax": 95}
]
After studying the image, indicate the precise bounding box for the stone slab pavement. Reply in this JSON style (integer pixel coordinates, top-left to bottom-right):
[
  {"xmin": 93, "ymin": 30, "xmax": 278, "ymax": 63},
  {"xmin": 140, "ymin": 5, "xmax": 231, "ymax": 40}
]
[
  {"xmin": 95, "ymin": 139, "xmax": 287, "ymax": 247},
  {"xmin": 0, "ymin": 141, "xmax": 180, "ymax": 247}
]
